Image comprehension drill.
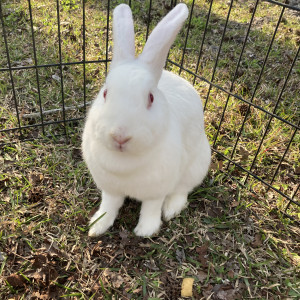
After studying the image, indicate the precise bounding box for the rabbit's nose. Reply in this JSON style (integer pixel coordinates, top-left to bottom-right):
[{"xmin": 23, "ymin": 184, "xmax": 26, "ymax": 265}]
[{"xmin": 111, "ymin": 134, "xmax": 132, "ymax": 145}]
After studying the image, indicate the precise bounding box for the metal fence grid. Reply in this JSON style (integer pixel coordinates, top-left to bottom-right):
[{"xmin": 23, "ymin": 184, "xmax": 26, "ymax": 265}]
[{"xmin": 0, "ymin": 0, "xmax": 299, "ymax": 222}]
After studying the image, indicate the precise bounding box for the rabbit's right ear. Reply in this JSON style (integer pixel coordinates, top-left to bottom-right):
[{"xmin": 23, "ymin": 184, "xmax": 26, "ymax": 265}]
[{"xmin": 111, "ymin": 4, "xmax": 135, "ymax": 69}]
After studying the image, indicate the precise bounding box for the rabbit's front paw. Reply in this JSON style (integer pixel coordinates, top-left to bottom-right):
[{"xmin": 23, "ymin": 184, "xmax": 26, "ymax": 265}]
[
  {"xmin": 88, "ymin": 212, "xmax": 113, "ymax": 237},
  {"xmin": 134, "ymin": 218, "xmax": 161, "ymax": 237},
  {"xmin": 163, "ymin": 194, "xmax": 187, "ymax": 221}
]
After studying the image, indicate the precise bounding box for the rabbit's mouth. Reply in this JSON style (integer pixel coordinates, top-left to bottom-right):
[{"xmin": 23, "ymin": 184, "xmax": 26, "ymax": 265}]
[
  {"xmin": 116, "ymin": 144, "xmax": 126, "ymax": 152},
  {"xmin": 111, "ymin": 140, "xmax": 129, "ymax": 152}
]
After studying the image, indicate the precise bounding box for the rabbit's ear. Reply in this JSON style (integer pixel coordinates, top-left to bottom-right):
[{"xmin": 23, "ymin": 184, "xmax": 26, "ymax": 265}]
[
  {"xmin": 138, "ymin": 3, "xmax": 188, "ymax": 81},
  {"xmin": 111, "ymin": 4, "xmax": 135, "ymax": 68}
]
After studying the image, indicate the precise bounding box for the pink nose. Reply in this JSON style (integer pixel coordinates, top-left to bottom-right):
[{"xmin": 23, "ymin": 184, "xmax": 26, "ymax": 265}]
[{"xmin": 112, "ymin": 135, "xmax": 131, "ymax": 145}]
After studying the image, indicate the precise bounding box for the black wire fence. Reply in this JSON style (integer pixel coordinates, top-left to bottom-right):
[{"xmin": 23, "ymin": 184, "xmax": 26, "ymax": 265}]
[{"xmin": 0, "ymin": 0, "xmax": 299, "ymax": 222}]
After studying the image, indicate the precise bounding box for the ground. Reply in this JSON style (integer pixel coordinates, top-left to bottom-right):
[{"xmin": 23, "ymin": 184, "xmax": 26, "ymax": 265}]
[{"xmin": 0, "ymin": 0, "xmax": 299, "ymax": 299}]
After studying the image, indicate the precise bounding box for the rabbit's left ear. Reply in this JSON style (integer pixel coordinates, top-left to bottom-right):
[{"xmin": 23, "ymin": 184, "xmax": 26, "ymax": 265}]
[
  {"xmin": 111, "ymin": 4, "xmax": 135, "ymax": 68},
  {"xmin": 138, "ymin": 4, "xmax": 188, "ymax": 82}
]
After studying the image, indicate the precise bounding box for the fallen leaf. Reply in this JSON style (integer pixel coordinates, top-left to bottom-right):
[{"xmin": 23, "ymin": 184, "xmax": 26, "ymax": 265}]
[
  {"xmin": 251, "ymin": 233, "xmax": 263, "ymax": 248},
  {"xmin": 32, "ymin": 254, "xmax": 47, "ymax": 269},
  {"xmin": 207, "ymin": 206, "xmax": 223, "ymax": 218},
  {"xmin": 28, "ymin": 187, "xmax": 44, "ymax": 203},
  {"xmin": 227, "ymin": 269, "xmax": 235, "ymax": 279},
  {"xmin": 239, "ymin": 146, "xmax": 250, "ymax": 161},
  {"xmin": 75, "ymin": 214, "xmax": 86, "ymax": 225},
  {"xmin": 239, "ymin": 104, "xmax": 249, "ymax": 116},
  {"xmin": 203, "ymin": 284, "xmax": 214, "ymax": 298},
  {"xmin": 52, "ymin": 74, "xmax": 61, "ymax": 82},
  {"xmin": 295, "ymin": 166, "xmax": 300, "ymax": 175},
  {"xmin": 48, "ymin": 284, "xmax": 60, "ymax": 298},
  {"xmin": 15, "ymin": 58, "xmax": 33, "ymax": 67},
  {"xmin": 30, "ymin": 270, "xmax": 44, "ymax": 281},
  {"xmin": 185, "ymin": 235, "xmax": 195, "ymax": 245},
  {"xmin": 25, "ymin": 265, "xmax": 58, "ymax": 285},
  {"xmin": 91, "ymin": 282, "xmax": 101, "ymax": 293},
  {"xmin": 72, "ymin": 148, "xmax": 82, "ymax": 160},
  {"xmin": 197, "ymin": 270, "xmax": 208, "ymax": 283},
  {"xmin": 32, "ymin": 285, "xmax": 59, "ymax": 300},
  {"xmin": 29, "ymin": 172, "xmax": 44, "ymax": 185},
  {"xmin": 6, "ymin": 274, "xmax": 26, "ymax": 287},
  {"xmin": 89, "ymin": 206, "xmax": 99, "ymax": 218},
  {"xmin": 176, "ymin": 248, "xmax": 186, "ymax": 263},
  {"xmin": 144, "ymin": 259, "xmax": 159, "ymax": 271},
  {"xmin": 132, "ymin": 287, "xmax": 142, "ymax": 294},
  {"xmin": 119, "ymin": 230, "xmax": 130, "ymax": 246},
  {"xmin": 216, "ymin": 288, "xmax": 238, "ymax": 300},
  {"xmin": 196, "ymin": 243, "xmax": 209, "ymax": 268},
  {"xmin": 91, "ymin": 241, "xmax": 103, "ymax": 256},
  {"xmin": 211, "ymin": 160, "xmax": 223, "ymax": 171},
  {"xmin": 44, "ymin": 239, "xmax": 69, "ymax": 259},
  {"xmin": 103, "ymin": 269, "xmax": 125, "ymax": 288},
  {"xmin": 230, "ymin": 200, "xmax": 239, "ymax": 208},
  {"xmin": 31, "ymin": 291, "xmax": 49, "ymax": 300}
]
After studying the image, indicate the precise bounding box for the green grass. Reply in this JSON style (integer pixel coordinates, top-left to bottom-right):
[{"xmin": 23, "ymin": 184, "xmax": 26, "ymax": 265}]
[{"xmin": 1, "ymin": 0, "xmax": 300, "ymax": 299}]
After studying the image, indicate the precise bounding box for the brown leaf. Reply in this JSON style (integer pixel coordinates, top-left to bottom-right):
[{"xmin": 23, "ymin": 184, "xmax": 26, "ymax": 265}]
[
  {"xmin": 91, "ymin": 282, "xmax": 101, "ymax": 293},
  {"xmin": 75, "ymin": 214, "xmax": 86, "ymax": 225},
  {"xmin": 239, "ymin": 146, "xmax": 250, "ymax": 161},
  {"xmin": 197, "ymin": 270, "xmax": 208, "ymax": 283},
  {"xmin": 48, "ymin": 266, "xmax": 59, "ymax": 281},
  {"xmin": 31, "ymin": 291, "xmax": 49, "ymax": 300},
  {"xmin": 6, "ymin": 274, "xmax": 26, "ymax": 287},
  {"xmin": 32, "ymin": 270, "xmax": 45, "ymax": 281},
  {"xmin": 251, "ymin": 233, "xmax": 263, "ymax": 248},
  {"xmin": 203, "ymin": 284, "xmax": 214, "ymax": 298},
  {"xmin": 32, "ymin": 254, "xmax": 47, "ymax": 269},
  {"xmin": 216, "ymin": 288, "xmax": 238, "ymax": 300},
  {"xmin": 196, "ymin": 244, "xmax": 208, "ymax": 255},
  {"xmin": 211, "ymin": 160, "xmax": 223, "ymax": 171},
  {"xmin": 31, "ymin": 285, "xmax": 59, "ymax": 300},
  {"xmin": 25, "ymin": 265, "xmax": 58, "ymax": 285},
  {"xmin": 72, "ymin": 148, "xmax": 82, "ymax": 160},
  {"xmin": 29, "ymin": 172, "xmax": 44, "ymax": 185},
  {"xmin": 119, "ymin": 230, "xmax": 130, "ymax": 246},
  {"xmin": 185, "ymin": 235, "xmax": 195, "ymax": 245},
  {"xmin": 230, "ymin": 200, "xmax": 239, "ymax": 208},
  {"xmin": 103, "ymin": 269, "xmax": 125, "ymax": 288},
  {"xmin": 133, "ymin": 287, "xmax": 142, "ymax": 294},
  {"xmin": 44, "ymin": 239, "xmax": 69, "ymax": 259},
  {"xmin": 196, "ymin": 243, "xmax": 209, "ymax": 268},
  {"xmin": 89, "ymin": 206, "xmax": 99, "ymax": 218},
  {"xmin": 227, "ymin": 269, "xmax": 235, "ymax": 279},
  {"xmin": 239, "ymin": 104, "xmax": 249, "ymax": 116},
  {"xmin": 207, "ymin": 206, "xmax": 223, "ymax": 218},
  {"xmin": 28, "ymin": 187, "xmax": 44, "ymax": 203}
]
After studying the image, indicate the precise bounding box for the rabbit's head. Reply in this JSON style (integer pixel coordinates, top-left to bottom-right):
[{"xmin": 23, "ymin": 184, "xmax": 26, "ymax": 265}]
[{"xmin": 91, "ymin": 3, "xmax": 188, "ymax": 154}]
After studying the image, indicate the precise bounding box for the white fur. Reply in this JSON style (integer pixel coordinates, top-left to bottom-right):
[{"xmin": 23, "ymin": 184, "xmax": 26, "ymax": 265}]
[{"xmin": 82, "ymin": 4, "xmax": 211, "ymax": 237}]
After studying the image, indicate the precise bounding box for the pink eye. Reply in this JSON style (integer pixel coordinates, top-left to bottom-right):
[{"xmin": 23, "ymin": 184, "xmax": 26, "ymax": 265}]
[
  {"xmin": 103, "ymin": 89, "xmax": 107, "ymax": 100},
  {"xmin": 148, "ymin": 93, "xmax": 154, "ymax": 109}
]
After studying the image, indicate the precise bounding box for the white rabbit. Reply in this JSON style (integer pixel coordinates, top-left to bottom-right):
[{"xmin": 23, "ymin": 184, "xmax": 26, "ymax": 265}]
[{"xmin": 82, "ymin": 3, "xmax": 211, "ymax": 237}]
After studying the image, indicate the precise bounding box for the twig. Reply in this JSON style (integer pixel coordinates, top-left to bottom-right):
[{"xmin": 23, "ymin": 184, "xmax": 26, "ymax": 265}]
[{"xmin": 21, "ymin": 101, "xmax": 92, "ymax": 119}]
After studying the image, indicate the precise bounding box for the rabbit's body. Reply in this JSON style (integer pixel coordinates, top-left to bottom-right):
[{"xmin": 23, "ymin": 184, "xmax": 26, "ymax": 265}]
[
  {"xmin": 82, "ymin": 4, "xmax": 211, "ymax": 237},
  {"xmin": 83, "ymin": 67, "xmax": 210, "ymax": 201}
]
